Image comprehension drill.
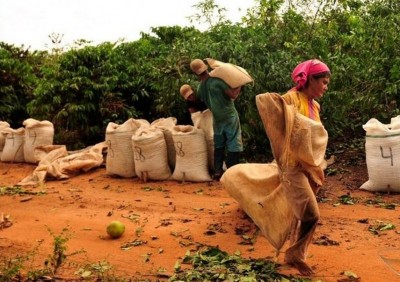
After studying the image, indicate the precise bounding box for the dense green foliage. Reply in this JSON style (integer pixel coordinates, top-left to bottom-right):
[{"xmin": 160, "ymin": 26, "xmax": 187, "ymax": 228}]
[
  {"xmin": 0, "ymin": 43, "xmax": 43, "ymax": 128},
  {"xmin": 1, "ymin": 0, "xmax": 399, "ymax": 158}
]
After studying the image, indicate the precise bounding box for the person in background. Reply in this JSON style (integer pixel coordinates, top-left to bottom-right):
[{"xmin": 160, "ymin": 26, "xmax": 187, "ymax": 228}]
[
  {"xmin": 189, "ymin": 58, "xmax": 243, "ymax": 180},
  {"xmin": 179, "ymin": 84, "xmax": 207, "ymax": 114},
  {"xmin": 281, "ymin": 59, "xmax": 331, "ymax": 275}
]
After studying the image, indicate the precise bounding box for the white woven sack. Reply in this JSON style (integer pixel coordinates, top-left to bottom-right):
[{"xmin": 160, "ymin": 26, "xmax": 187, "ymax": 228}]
[
  {"xmin": 191, "ymin": 109, "xmax": 214, "ymax": 171},
  {"xmin": 205, "ymin": 58, "xmax": 254, "ymax": 88},
  {"xmin": 151, "ymin": 117, "xmax": 177, "ymax": 170},
  {"xmin": 132, "ymin": 127, "xmax": 171, "ymax": 181},
  {"xmin": 105, "ymin": 118, "xmax": 148, "ymax": 178},
  {"xmin": 23, "ymin": 118, "xmax": 54, "ymax": 164},
  {"xmin": 171, "ymin": 125, "xmax": 212, "ymax": 182},
  {"xmin": 1, "ymin": 127, "xmax": 25, "ymax": 163},
  {"xmin": 0, "ymin": 121, "xmax": 10, "ymax": 159},
  {"xmin": 360, "ymin": 118, "xmax": 400, "ymax": 192}
]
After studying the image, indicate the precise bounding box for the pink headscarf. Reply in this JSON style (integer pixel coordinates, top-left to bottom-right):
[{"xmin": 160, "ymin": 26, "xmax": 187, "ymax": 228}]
[{"xmin": 291, "ymin": 59, "xmax": 330, "ymax": 90}]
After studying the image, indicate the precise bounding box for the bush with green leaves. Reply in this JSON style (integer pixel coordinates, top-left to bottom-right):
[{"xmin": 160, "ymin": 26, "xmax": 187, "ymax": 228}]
[
  {"xmin": 28, "ymin": 42, "xmax": 150, "ymax": 147},
  {"xmin": 0, "ymin": 43, "xmax": 41, "ymax": 128}
]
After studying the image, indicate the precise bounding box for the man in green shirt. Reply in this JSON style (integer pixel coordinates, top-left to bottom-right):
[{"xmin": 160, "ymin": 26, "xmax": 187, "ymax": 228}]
[{"xmin": 190, "ymin": 59, "xmax": 243, "ymax": 180}]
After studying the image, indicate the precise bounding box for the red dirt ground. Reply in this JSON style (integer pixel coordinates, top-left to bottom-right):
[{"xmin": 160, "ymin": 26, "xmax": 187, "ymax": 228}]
[{"xmin": 1, "ymin": 155, "xmax": 400, "ymax": 281}]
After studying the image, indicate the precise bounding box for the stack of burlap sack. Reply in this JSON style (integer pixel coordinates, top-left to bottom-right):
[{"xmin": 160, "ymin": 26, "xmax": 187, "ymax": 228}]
[
  {"xmin": 105, "ymin": 113, "xmax": 214, "ymax": 183},
  {"xmin": 0, "ymin": 118, "xmax": 108, "ymax": 186},
  {"xmin": 0, "ymin": 118, "xmax": 54, "ymax": 164},
  {"xmin": 1, "ymin": 112, "xmax": 216, "ymax": 186}
]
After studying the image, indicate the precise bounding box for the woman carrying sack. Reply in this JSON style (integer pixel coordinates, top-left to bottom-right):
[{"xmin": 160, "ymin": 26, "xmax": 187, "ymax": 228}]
[{"xmin": 280, "ymin": 59, "xmax": 331, "ymax": 275}]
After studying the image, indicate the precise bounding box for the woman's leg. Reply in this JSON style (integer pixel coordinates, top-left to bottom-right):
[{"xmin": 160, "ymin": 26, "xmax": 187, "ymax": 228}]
[{"xmin": 282, "ymin": 167, "xmax": 320, "ymax": 275}]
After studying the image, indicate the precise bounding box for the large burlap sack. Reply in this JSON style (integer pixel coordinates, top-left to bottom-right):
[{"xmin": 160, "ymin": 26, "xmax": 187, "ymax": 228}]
[
  {"xmin": 221, "ymin": 163, "xmax": 293, "ymax": 251},
  {"xmin": 222, "ymin": 93, "xmax": 327, "ymax": 255},
  {"xmin": 105, "ymin": 118, "xmax": 149, "ymax": 178},
  {"xmin": 1, "ymin": 127, "xmax": 25, "ymax": 163},
  {"xmin": 48, "ymin": 142, "xmax": 106, "ymax": 178},
  {"xmin": 23, "ymin": 118, "xmax": 54, "ymax": 164},
  {"xmin": 151, "ymin": 117, "xmax": 177, "ymax": 170},
  {"xmin": 0, "ymin": 121, "xmax": 11, "ymax": 159},
  {"xmin": 206, "ymin": 58, "xmax": 254, "ymax": 88},
  {"xmin": 256, "ymin": 93, "xmax": 327, "ymax": 186},
  {"xmin": 18, "ymin": 145, "xmax": 69, "ymax": 186},
  {"xmin": 291, "ymin": 114, "xmax": 328, "ymax": 177},
  {"xmin": 171, "ymin": 125, "xmax": 212, "ymax": 182},
  {"xmin": 18, "ymin": 142, "xmax": 106, "ymax": 186},
  {"xmin": 360, "ymin": 117, "xmax": 400, "ymax": 192},
  {"xmin": 191, "ymin": 109, "xmax": 214, "ymax": 171},
  {"xmin": 131, "ymin": 127, "xmax": 171, "ymax": 181}
]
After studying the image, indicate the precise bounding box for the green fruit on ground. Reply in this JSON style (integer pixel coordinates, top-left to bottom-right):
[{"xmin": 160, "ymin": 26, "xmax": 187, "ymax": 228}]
[{"xmin": 106, "ymin": 220, "xmax": 125, "ymax": 239}]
